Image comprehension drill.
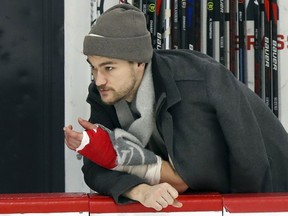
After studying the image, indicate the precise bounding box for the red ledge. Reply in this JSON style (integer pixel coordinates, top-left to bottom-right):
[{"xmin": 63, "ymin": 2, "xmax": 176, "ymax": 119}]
[
  {"xmin": 0, "ymin": 193, "xmax": 89, "ymax": 213},
  {"xmin": 89, "ymin": 193, "xmax": 223, "ymax": 213},
  {"xmin": 223, "ymin": 193, "xmax": 288, "ymax": 213}
]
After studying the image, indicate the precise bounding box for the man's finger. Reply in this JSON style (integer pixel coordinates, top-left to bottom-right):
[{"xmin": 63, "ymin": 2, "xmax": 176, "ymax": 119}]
[
  {"xmin": 78, "ymin": 117, "xmax": 97, "ymax": 130},
  {"xmin": 166, "ymin": 184, "xmax": 179, "ymax": 199},
  {"xmin": 172, "ymin": 199, "xmax": 183, "ymax": 208},
  {"xmin": 68, "ymin": 129, "xmax": 83, "ymax": 140},
  {"xmin": 63, "ymin": 125, "xmax": 73, "ymax": 132}
]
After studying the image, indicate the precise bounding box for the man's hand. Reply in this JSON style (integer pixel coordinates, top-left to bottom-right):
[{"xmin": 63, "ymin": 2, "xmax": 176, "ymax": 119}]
[
  {"xmin": 64, "ymin": 118, "xmax": 117, "ymax": 169},
  {"xmin": 124, "ymin": 183, "xmax": 183, "ymax": 211},
  {"xmin": 64, "ymin": 118, "xmax": 96, "ymax": 150}
]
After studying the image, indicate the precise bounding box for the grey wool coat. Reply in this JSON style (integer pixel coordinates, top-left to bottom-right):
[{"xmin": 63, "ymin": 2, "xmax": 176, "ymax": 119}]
[{"xmin": 82, "ymin": 49, "xmax": 288, "ymax": 203}]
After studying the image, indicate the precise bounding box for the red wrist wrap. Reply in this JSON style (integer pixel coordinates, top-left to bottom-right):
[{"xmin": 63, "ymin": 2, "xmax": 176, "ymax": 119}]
[{"xmin": 78, "ymin": 127, "xmax": 117, "ymax": 169}]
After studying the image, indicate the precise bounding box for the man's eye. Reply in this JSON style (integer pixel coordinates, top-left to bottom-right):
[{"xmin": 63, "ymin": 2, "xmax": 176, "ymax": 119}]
[{"xmin": 106, "ymin": 67, "xmax": 113, "ymax": 71}]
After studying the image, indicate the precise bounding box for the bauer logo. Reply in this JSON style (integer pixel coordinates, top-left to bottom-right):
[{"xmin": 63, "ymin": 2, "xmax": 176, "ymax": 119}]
[
  {"xmin": 181, "ymin": 0, "xmax": 186, "ymax": 8},
  {"xmin": 148, "ymin": 3, "xmax": 155, "ymax": 13},
  {"xmin": 207, "ymin": 1, "xmax": 213, "ymax": 11}
]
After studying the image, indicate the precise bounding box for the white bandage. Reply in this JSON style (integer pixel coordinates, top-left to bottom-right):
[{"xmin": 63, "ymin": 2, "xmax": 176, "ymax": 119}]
[
  {"xmin": 113, "ymin": 155, "xmax": 162, "ymax": 185},
  {"xmin": 76, "ymin": 130, "xmax": 90, "ymax": 152}
]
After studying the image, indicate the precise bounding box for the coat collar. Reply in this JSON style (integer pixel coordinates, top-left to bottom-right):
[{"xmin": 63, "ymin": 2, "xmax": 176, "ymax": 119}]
[{"xmin": 151, "ymin": 51, "xmax": 182, "ymax": 111}]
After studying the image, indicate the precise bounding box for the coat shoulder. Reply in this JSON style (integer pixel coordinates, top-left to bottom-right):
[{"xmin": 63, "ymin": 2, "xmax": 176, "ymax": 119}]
[{"xmin": 152, "ymin": 49, "xmax": 224, "ymax": 81}]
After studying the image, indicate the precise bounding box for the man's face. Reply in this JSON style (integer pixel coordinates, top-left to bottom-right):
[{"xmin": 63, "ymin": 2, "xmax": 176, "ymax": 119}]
[{"xmin": 87, "ymin": 56, "xmax": 143, "ymax": 105}]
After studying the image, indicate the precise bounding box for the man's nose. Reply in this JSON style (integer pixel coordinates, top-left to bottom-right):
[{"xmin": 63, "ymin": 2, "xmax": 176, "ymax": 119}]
[{"xmin": 95, "ymin": 72, "xmax": 107, "ymax": 86}]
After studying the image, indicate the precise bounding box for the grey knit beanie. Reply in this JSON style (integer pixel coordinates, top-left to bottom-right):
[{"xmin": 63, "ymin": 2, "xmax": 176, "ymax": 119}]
[{"xmin": 83, "ymin": 4, "xmax": 153, "ymax": 63}]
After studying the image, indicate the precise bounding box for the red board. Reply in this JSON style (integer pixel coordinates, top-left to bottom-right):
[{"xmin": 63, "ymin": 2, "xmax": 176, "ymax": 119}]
[
  {"xmin": 89, "ymin": 193, "xmax": 223, "ymax": 213},
  {"xmin": 0, "ymin": 193, "xmax": 89, "ymax": 213},
  {"xmin": 223, "ymin": 193, "xmax": 288, "ymax": 213}
]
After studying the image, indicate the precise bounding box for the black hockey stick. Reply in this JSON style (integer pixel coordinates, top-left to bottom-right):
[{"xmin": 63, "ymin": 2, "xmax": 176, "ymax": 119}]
[
  {"xmin": 207, "ymin": 0, "xmax": 214, "ymax": 57},
  {"xmin": 219, "ymin": 0, "xmax": 226, "ymax": 66},
  {"xmin": 238, "ymin": 0, "xmax": 246, "ymax": 84},
  {"xmin": 271, "ymin": 0, "xmax": 279, "ymax": 117},
  {"xmin": 172, "ymin": 0, "xmax": 180, "ymax": 49},
  {"xmin": 229, "ymin": 0, "xmax": 237, "ymax": 76},
  {"xmin": 264, "ymin": 0, "xmax": 272, "ymax": 109},
  {"xmin": 254, "ymin": 0, "xmax": 263, "ymax": 97},
  {"xmin": 187, "ymin": 0, "xmax": 195, "ymax": 50}
]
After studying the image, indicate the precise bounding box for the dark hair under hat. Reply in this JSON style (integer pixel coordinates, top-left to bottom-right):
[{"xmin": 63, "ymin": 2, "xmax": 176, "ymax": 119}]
[{"xmin": 83, "ymin": 4, "xmax": 153, "ymax": 63}]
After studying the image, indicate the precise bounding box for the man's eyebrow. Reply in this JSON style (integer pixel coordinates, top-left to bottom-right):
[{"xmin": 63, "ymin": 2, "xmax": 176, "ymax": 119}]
[
  {"xmin": 86, "ymin": 59, "xmax": 116, "ymax": 68},
  {"xmin": 99, "ymin": 61, "xmax": 116, "ymax": 67}
]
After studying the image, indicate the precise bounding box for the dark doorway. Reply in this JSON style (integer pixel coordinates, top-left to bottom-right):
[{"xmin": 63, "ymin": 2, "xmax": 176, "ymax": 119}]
[{"xmin": 0, "ymin": 0, "xmax": 64, "ymax": 192}]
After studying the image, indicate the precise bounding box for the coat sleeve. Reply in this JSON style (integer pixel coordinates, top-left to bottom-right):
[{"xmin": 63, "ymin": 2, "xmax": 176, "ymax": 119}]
[
  {"xmin": 82, "ymin": 158, "xmax": 146, "ymax": 203},
  {"xmin": 82, "ymin": 83, "xmax": 147, "ymax": 203},
  {"xmin": 205, "ymin": 61, "xmax": 288, "ymax": 192}
]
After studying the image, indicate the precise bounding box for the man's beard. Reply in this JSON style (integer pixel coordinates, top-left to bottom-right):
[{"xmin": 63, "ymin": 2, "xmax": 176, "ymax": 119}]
[{"xmin": 97, "ymin": 78, "xmax": 137, "ymax": 105}]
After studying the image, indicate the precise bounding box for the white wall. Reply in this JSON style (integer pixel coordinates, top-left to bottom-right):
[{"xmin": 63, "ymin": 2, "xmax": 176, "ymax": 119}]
[
  {"xmin": 278, "ymin": 1, "xmax": 288, "ymax": 129},
  {"xmin": 64, "ymin": 0, "xmax": 119, "ymax": 193},
  {"xmin": 64, "ymin": 0, "xmax": 91, "ymax": 192}
]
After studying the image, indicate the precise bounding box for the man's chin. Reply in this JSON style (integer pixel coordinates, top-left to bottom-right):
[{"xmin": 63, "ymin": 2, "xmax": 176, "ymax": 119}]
[
  {"xmin": 101, "ymin": 97, "xmax": 119, "ymax": 105},
  {"xmin": 101, "ymin": 99, "xmax": 114, "ymax": 105},
  {"xmin": 100, "ymin": 94, "xmax": 125, "ymax": 105}
]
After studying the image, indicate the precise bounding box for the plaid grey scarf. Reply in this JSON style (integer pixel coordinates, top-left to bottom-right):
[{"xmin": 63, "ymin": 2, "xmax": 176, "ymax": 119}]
[{"xmin": 112, "ymin": 62, "xmax": 158, "ymax": 165}]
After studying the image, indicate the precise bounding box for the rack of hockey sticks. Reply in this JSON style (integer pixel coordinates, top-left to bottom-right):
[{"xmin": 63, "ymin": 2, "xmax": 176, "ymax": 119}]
[
  {"xmin": 134, "ymin": 0, "xmax": 280, "ymax": 117},
  {"xmin": 91, "ymin": 0, "xmax": 280, "ymax": 117}
]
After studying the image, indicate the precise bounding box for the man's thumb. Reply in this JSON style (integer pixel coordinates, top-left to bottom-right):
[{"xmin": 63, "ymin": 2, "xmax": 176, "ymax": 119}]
[
  {"xmin": 172, "ymin": 199, "xmax": 183, "ymax": 208},
  {"xmin": 78, "ymin": 118, "xmax": 97, "ymax": 130}
]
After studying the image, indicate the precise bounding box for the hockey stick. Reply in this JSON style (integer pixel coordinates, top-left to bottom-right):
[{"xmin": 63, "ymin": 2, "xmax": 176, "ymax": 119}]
[
  {"xmin": 219, "ymin": 0, "xmax": 225, "ymax": 66},
  {"xmin": 156, "ymin": 0, "xmax": 163, "ymax": 49},
  {"xmin": 172, "ymin": 0, "xmax": 180, "ymax": 49},
  {"xmin": 207, "ymin": 0, "xmax": 214, "ymax": 57},
  {"xmin": 264, "ymin": 0, "xmax": 272, "ymax": 109},
  {"xmin": 147, "ymin": 0, "xmax": 157, "ymax": 48},
  {"xmin": 194, "ymin": 1, "xmax": 201, "ymax": 51},
  {"xmin": 180, "ymin": 0, "xmax": 187, "ymax": 48},
  {"xmin": 162, "ymin": 0, "xmax": 171, "ymax": 49},
  {"xmin": 254, "ymin": 0, "xmax": 263, "ymax": 97},
  {"xmin": 229, "ymin": 0, "xmax": 237, "ymax": 76},
  {"xmin": 187, "ymin": 0, "xmax": 195, "ymax": 50},
  {"xmin": 271, "ymin": 0, "xmax": 279, "ymax": 117},
  {"xmin": 238, "ymin": 0, "xmax": 246, "ymax": 84}
]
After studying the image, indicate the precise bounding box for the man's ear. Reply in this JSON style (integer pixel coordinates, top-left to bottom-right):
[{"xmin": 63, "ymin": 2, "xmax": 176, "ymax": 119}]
[{"xmin": 137, "ymin": 62, "xmax": 146, "ymax": 68}]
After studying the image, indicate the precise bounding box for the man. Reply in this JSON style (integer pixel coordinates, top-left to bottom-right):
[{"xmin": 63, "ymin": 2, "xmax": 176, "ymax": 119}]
[{"xmin": 64, "ymin": 3, "xmax": 288, "ymax": 211}]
